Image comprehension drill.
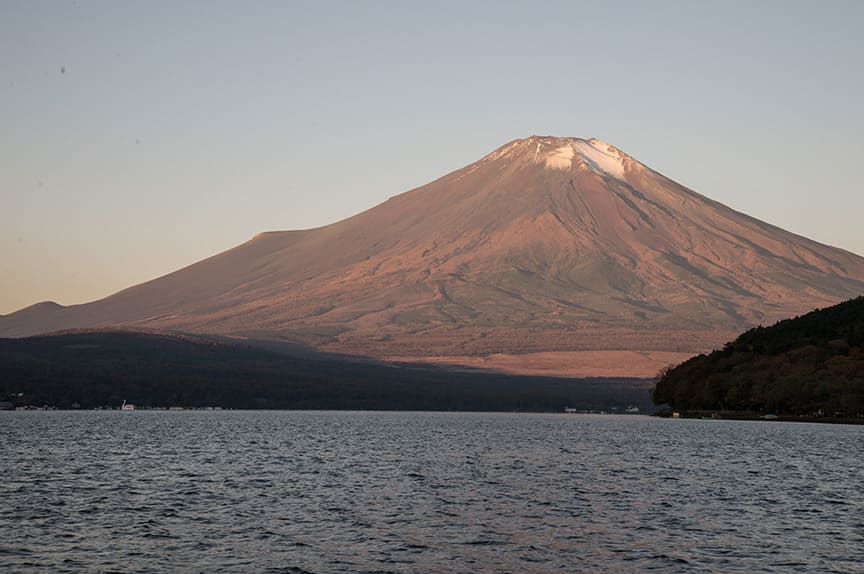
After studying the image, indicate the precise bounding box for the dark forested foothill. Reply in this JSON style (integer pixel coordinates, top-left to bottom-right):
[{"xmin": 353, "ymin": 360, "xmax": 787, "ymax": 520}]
[
  {"xmin": 653, "ymin": 297, "xmax": 864, "ymax": 417},
  {"xmin": 0, "ymin": 330, "xmax": 652, "ymax": 412}
]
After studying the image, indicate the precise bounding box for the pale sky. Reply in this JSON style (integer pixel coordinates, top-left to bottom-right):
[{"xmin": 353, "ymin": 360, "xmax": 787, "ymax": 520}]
[{"xmin": 2, "ymin": 0, "xmax": 862, "ymax": 315}]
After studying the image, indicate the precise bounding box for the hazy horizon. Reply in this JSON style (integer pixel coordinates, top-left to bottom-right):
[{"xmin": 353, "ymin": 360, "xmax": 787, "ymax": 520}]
[{"xmin": 2, "ymin": 0, "xmax": 863, "ymax": 315}]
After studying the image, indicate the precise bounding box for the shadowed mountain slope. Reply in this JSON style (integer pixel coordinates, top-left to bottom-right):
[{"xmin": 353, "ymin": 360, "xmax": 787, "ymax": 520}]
[
  {"xmin": 0, "ymin": 330, "xmax": 653, "ymax": 411},
  {"xmin": 3, "ymin": 136, "xmax": 864, "ymax": 375}
]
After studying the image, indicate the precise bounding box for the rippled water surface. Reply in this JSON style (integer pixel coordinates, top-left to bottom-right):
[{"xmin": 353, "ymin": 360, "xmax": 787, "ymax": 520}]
[{"xmin": 1, "ymin": 411, "xmax": 862, "ymax": 573}]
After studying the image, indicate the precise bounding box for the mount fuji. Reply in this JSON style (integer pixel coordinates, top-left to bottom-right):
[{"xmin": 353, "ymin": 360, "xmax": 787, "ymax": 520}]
[{"xmin": 4, "ymin": 136, "xmax": 863, "ymax": 377}]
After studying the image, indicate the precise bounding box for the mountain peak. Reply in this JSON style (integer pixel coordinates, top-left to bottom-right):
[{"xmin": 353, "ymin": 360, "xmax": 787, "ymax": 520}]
[{"xmin": 483, "ymin": 135, "xmax": 631, "ymax": 178}]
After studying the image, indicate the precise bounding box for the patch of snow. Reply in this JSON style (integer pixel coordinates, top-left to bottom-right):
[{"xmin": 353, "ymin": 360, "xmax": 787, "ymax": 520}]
[
  {"xmin": 483, "ymin": 140, "xmax": 523, "ymax": 162},
  {"xmin": 544, "ymin": 146, "xmax": 575, "ymax": 170},
  {"xmin": 574, "ymin": 139, "xmax": 626, "ymax": 179},
  {"xmin": 449, "ymin": 163, "xmax": 481, "ymax": 182}
]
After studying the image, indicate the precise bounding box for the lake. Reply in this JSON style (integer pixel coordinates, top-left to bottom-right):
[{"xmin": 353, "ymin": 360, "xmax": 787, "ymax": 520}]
[{"xmin": 1, "ymin": 411, "xmax": 862, "ymax": 573}]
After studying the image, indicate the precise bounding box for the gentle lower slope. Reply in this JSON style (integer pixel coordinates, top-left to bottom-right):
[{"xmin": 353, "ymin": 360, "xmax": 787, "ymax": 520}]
[{"xmin": 0, "ymin": 330, "xmax": 652, "ymax": 411}]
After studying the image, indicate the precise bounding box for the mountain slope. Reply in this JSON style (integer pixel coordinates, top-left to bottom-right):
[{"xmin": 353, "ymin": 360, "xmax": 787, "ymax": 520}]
[{"xmin": 3, "ymin": 136, "xmax": 864, "ymax": 375}]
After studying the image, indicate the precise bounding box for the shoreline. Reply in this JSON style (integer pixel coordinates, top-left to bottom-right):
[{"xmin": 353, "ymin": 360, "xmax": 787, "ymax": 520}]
[{"xmin": 659, "ymin": 410, "xmax": 864, "ymax": 426}]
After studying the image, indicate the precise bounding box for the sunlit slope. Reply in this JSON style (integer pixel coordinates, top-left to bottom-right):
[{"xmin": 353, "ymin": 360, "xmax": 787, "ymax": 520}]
[{"xmin": 3, "ymin": 136, "xmax": 863, "ymax": 374}]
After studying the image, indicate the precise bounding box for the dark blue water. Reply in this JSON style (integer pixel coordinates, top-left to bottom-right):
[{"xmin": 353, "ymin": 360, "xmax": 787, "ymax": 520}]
[{"xmin": 1, "ymin": 411, "xmax": 862, "ymax": 573}]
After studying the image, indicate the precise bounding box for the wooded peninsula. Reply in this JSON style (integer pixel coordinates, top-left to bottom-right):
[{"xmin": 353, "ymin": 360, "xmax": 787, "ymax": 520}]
[{"xmin": 653, "ymin": 297, "xmax": 864, "ymax": 419}]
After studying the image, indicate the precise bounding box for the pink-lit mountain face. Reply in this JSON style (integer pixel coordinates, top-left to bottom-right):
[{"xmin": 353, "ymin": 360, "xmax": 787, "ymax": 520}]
[{"xmin": 4, "ymin": 136, "xmax": 863, "ymax": 376}]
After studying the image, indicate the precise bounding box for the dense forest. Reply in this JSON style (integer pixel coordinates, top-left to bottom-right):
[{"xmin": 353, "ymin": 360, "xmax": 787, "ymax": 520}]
[
  {"xmin": 653, "ymin": 297, "xmax": 864, "ymax": 416},
  {"xmin": 0, "ymin": 330, "xmax": 652, "ymax": 412}
]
